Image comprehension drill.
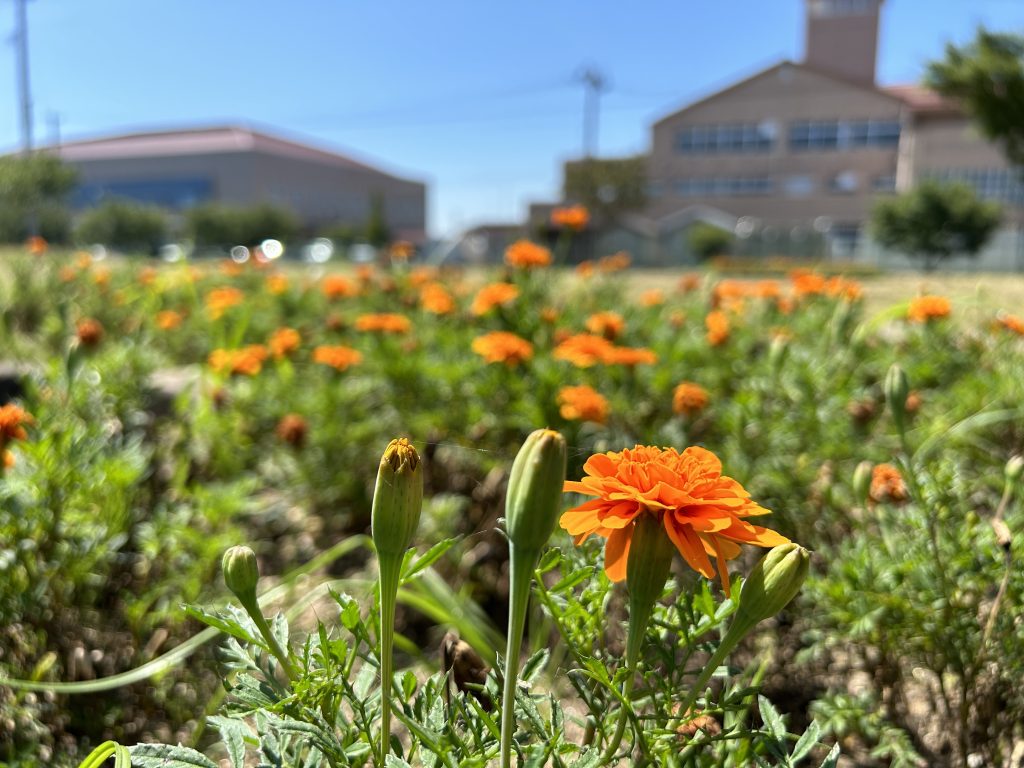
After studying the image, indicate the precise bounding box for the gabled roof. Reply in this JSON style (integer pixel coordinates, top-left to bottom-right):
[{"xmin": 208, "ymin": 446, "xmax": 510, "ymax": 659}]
[
  {"xmin": 882, "ymin": 84, "xmax": 961, "ymax": 116},
  {"xmin": 49, "ymin": 124, "xmax": 408, "ymax": 179}
]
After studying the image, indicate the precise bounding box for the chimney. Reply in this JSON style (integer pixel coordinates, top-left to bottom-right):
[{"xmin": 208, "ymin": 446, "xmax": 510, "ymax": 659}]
[{"xmin": 804, "ymin": 0, "xmax": 884, "ymax": 85}]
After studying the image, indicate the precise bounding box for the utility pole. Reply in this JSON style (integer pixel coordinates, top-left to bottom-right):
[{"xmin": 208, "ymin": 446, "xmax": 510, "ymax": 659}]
[
  {"xmin": 579, "ymin": 67, "xmax": 606, "ymax": 158},
  {"xmin": 14, "ymin": 0, "xmax": 34, "ymax": 155}
]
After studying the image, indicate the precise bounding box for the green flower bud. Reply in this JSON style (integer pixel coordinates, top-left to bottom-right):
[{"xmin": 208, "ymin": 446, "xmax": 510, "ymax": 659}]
[
  {"xmin": 626, "ymin": 514, "xmax": 675, "ymax": 616},
  {"xmin": 371, "ymin": 438, "xmax": 424, "ymax": 557},
  {"xmin": 223, "ymin": 545, "xmax": 259, "ymax": 599},
  {"xmin": 727, "ymin": 544, "xmax": 809, "ymax": 643},
  {"xmin": 884, "ymin": 364, "xmax": 909, "ymax": 424},
  {"xmin": 852, "ymin": 460, "xmax": 873, "ymax": 506},
  {"xmin": 504, "ymin": 429, "xmax": 567, "ymax": 553},
  {"xmin": 768, "ymin": 334, "xmax": 789, "ymax": 373},
  {"xmin": 1006, "ymin": 455, "xmax": 1024, "ymax": 482}
]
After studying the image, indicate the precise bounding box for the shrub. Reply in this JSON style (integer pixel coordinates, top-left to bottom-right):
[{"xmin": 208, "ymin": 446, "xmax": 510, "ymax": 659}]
[
  {"xmin": 185, "ymin": 202, "xmax": 300, "ymax": 248},
  {"xmin": 75, "ymin": 199, "xmax": 169, "ymax": 254}
]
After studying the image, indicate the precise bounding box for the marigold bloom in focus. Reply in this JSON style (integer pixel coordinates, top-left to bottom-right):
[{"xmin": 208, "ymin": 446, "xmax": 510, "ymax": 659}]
[
  {"xmin": 561, "ymin": 445, "xmax": 788, "ymax": 595},
  {"xmin": 322, "ymin": 275, "xmax": 359, "ymax": 299},
  {"xmin": 355, "ymin": 313, "xmax": 412, "ymax": 334},
  {"xmin": 557, "ymin": 385, "xmax": 609, "ymax": 424},
  {"xmin": 908, "ymin": 295, "xmax": 951, "ymax": 323},
  {"xmin": 268, "ymin": 327, "xmax": 301, "ymax": 359},
  {"xmin": 76, "ymin": 318, "xmax": 104, "ymax": 348},
  {"xmin": 996, "ymin": 312, "xmax": 1024, "ymax": 336},
  {"xmin": 705, "ymin": 310, "xmax": 730, "ymax": 346},
  {"xmin": 470, "ymin": 282, "xmax": 519, "ymax": 316},
  {"xmin": 553, "ymin": 333, "xmax": 616, "ymax": 367},
  {"xmin": 156, "ymin": 310, "xmax": 184, "ymax": 331},
  {"xmin": 504, "ymin": 239, "xmax": 552, "ymax": 269},
  {"xmin": 471, "ymin": 331, "xmax": 534, "ymax": 366},
  {"xmin": 313, "ymin": 345, "xmax": 363, "ymax": 371},
  {"xmin": 208, "ymin": 345, "xmax": 269, "ymax": 376},
  {"xmin": 640, "ymin": 289, "xmax": 665, "ymax": 307},
  {"xmin": 276, "ymin": 413, "xmax": 309, "ymax": 448},
  {"xmin": 420, "ymin": 283, "xmax": 455, "ymax": 314},
  {"xmin": 585, "ymin": 311, "xmax": 624, "ymax": 340},
  {"xmin": 205, "ymin": 286, "xmax": 245, "ymax": 319},
  {"xmin": 550, "ymin": 204, "xmax": 590, "ymax": 231},
  {"xmin": 673, "ymin": 382, "xmax": 709, "ymax": 416},
  {"xmin": 869, "ymin": 463, "xmax": 908, "ymax": 504}
]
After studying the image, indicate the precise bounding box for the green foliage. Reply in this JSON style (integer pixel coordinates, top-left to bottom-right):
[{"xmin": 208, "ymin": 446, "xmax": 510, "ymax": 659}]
[
  {"xmin": 0, "ymin": 154, "xmax": 77, "ymax": 243},
  {"xmin": 563, "ymin": 155, "xmax": 647, "ymax": 222},
  {"xmin": 185, "ymin": 202, "xmax": 300, "ymax": 247},
  {"xmin": 870, "ymin": 180, "xmax": 1001, "ymax": 270},
  {"xmin": 364, "ymin": 195, "xmax": 391, "ymax": 249},
  {"xmin": 688, "ymin": 222, "xmax": 734, "ymax": 261},
  {"xmin": 75, "ymin": 199, "xmax": 169, "ymax": 254},
  {"xmin": 927, "ymin": 28, "xmax": 1024, "ymax": 168}
]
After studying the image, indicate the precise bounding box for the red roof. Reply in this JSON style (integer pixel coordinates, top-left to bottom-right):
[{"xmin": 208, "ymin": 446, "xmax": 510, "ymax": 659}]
[{"xmin": 883, "ymin": 84, "xmax": 961, "ymax": 115}]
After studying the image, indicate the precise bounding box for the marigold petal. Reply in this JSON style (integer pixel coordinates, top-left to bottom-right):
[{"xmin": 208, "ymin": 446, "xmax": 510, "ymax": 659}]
[
  {"xmin": 604, "ymin": 525, "xmax": 632, "ymax": 582},
  {"xmin": 560, "ymin": 506, "xmax": 602, "ymax": 534},
  {"xmin": 584, "ymin": 453, "xmax": 618, "ymax": 478},
  {"xmin": 707, "ymin": 536, "xmax": 733, "ymax": 599},
  {"xmin": 664, "ymin": 519, "xmax": 715, "ymax": 579},
  {"xmin": 563, "ymin": 480, "xmax": 598, "ymax": 495}
]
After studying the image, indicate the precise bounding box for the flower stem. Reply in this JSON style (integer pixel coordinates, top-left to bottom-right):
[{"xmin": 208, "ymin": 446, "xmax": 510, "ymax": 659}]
[
  {"xmin": 237, "ymin": 593, "xmax": 296, "ymax": 682},
  {"xmin": 377, "ymin": 555, "xmax": 402, "ymax": 767},
  {"xmin": 500, "ymin": 544, "xmax": 537, "ymax": 768}
]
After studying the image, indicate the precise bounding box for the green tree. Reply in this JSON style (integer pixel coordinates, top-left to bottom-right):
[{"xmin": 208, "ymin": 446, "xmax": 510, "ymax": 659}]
[
  {"xmin": 927, "ymin": 29, "xmax": 1024, "ymax": 168},
  {"xmin": 364, "ymin": 195, "xmax": 391, "ymax": 249},
  {"xmin": 871, "ymin": 181, "xmax": 1001, "ymax": 271},
  {"xmin": 563, "ymin": 156, "xmax": 647, "ymax": 223},
  {"xmin": 75, "ymin": 199, "xmax": 169, "ymax": 254},
  {"xmin": 687, "ymin": 222, "xmax": 733, "ymax": 261},
  {"xmin": 186, "ymin": 202, "xmax": 299, "ymax": 248},
  {"xmin": 0, "ymin": 154, "xmax": 78, "ymax": 243}
]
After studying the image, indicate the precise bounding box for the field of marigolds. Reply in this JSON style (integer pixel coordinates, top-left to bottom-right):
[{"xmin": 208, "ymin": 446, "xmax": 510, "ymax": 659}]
[{"xmin": 1, "ymin": 238, "xmax": 1023, "ymax": 768}]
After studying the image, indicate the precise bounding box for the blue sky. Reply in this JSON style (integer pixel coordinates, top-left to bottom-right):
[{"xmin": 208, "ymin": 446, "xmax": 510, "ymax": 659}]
[{"xmin": 1, "ymin": 0, "xmax": 1022, "ymax": 237}]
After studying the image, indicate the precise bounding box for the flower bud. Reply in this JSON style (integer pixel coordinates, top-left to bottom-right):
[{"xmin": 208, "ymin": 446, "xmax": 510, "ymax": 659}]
[
  {"xmin": 504, "ymin": 429, "xmax": 567, "ymax": 553},
  {"xmin": 626, "ymin": 514, "xmax": 675, "ymax": 612},
  {"xmin": 223, "ymin": 545, "xmax": 259, "ymax": 599},
  {"xmin": 768, "ymin": 334, "xmax": 789, "ymax": 373},
  {"xmin": 726, "ymin": 544, "xmax": 809, "ymax": 644},
  {"xmin": 371, "ymin": 438, "xmax": 424, "ymax": 557},
  {"xmin": 884, "ymin": 364, "xmax": 909, "ymax": 425},
  {"xmin": 1006, "ymin": 455, "xmax": 1024, "ymax": 483},
  {"xmin": 852, "ymin": 460, "xmax": 873, "ymax": 506}
]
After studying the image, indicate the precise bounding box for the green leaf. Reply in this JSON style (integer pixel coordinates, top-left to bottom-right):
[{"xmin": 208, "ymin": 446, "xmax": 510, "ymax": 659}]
[
  {"xmin": 402, "ymin": 538, "xmax": 458, "ymax": 582},
  {"xmin": 791, "ymin": 720, "xmax": 822, "ymax": 763},
  {"xmin": 520, "ymin": 649, "xmax": 549, "ymax": 684},
  {"xmin": 759, "ymin": 695, "xmax": 787, "ymax": 741},
  {"xmin": 182, "ymin": 605, "xmax": 266, "ymax": 649},
  {"xmin": 819, "ymin": 743, "xmax": 841, "ymax": 768},
  {"xmin": 207, "ymin": 716, "xmax": 250, "ymax": 768},
  {"xmin": 128, "ymin": 743, "xmax": 219, "ymax": 768}
]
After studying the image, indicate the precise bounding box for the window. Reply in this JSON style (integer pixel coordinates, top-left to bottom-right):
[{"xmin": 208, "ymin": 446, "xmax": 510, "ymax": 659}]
[
  {"xmin": 783, "ymin": 175, "xmax": 815, "ymax": 197},
  {"xmin": 675, "ymin": 176, "xmax": 774, "ymax": 197},
  {"xmin": 831, "ymin": 171, "xmax": 859, "ymax": 193},
  {"xmin": 926, "ymin": 168, "xmax": 1024, "ymax": 204},
  {"xmin": 873, "ymin": 175, "xmax": 896, "ymax": 192},
  {"xmin": 789, "ymin": 118, "xmax": 900, "ymax": 151},
  {"xmin": 674, "ymin": 121, "xmax": 777, "ymax": 154}
]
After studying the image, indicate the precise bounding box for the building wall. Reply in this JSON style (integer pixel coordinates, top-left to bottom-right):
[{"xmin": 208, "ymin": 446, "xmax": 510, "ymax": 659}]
[{"xmin": 648, "ymin": 64, "xmax": 904, "ymax": 230}]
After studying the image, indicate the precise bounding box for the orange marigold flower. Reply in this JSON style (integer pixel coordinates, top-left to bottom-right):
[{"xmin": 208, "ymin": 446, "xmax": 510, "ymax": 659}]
[
  {"xmin": 276, "ymin": 413, "xmax": 309, "ymax": 448},
  {"xmin": 576, "ymin": 260, "xmax": 596, "ymax": 278},
  {"xmin": 540, "ymin": 307, "xmax": 560, "ymax": 324},
  {"xmin": 869, "ymin": 463, "xmax": 908, "ymax": 504},
  {"xmin": 640, "ymin": 289, "xmax": 665, "ymax": 307},
  {"xmin": 269, "ymin": 327, "xmax": 301, "ymax": 359},
  {"xmin": 561, "ymin": 445, "xmax": 788, "ymax": 594},
  {"xmin": 2, "ymin": 450, "xmax": 13, "ymax": 469},
  {"xmin": 266, "ymin": 274, "xmax": 289, "ymax": 295},
  {"xmin": 389, "ymin": 240, "xmax": 415, "ymax": 262},
  {"xmin": 322, "ymin": 275, "xmax": 359, "ymax": 300},
  {"xmin": 471, "ymin": 282, "xmax": 519, "ymax": 316},
  {"xmin": 678, "ymin": 273, "xmax": 701, "ymax": 293},
  {"xmin": 471, "ymin": 331, "xmax": 534, "ymax": 366},
  {"xmin": 553, "ymin": 333, "xmax": 616, "ymax": 367},
  {"xmin": 598, "ymin": 251, "xmax": 631, "ymax": 273},
  {"xmin": 558, "ymin": 385, "xmax": 609, "ymax": 424},
  {"xmin": 205, "ymin": 286, "xmax": 245, "ymax": 319},
  {"xmin": 711, "ymin": 279, "xmax": 749, "ymax": 308},
  {"xmin": 420, "ymin": 283, "xmax": 456, "ymax": 315},
  {"xmin": 156, "ymin": 310, "xmax": 184, "ymax": 331},
  {"xmin": 26, "ymin": 235, "xmax": 48, "ymax": 256},
  {"xmin": 705, "ymin": 310, "xmax": 730, "ymax": 346},
  {"xmin": 996, "ymin": 312, "xmax": 1024, "ymax": 336},
  {"xmin": 76, "ymin": 318, "xmax": 105, "ymax": 348},
  {"xmin": 585, "ymin": 311, "xmax": 625, "ymax": 341},
  {"xmin": 604, "ymin": 345, "xmax": 658, "ymax": 366},
  {"xmin": 312, "ymin": 344, "xmax": 363, "ymax": 371},
  {"xmin": 0, "ymin": 403, "xmax": 33, "ymax": 443},
  {"xmin": 790, "ymin": 270, "xmax": 827, "ymax": 298},
  {"xmin": 208, "ymin": 345, "xmax": 269, "ymax": 376},
  {"xmin": 138, "ymin": 267, "xmax": 157, "ymax": 286},
  {"xmin": 825, "ymin": 276, "xmax": 862, "ymax": 301},
  {"xmin": 355, "ymin": 313, "xmax": 412, "ymax": 334},
  {"xmin": 755, "ymin": 280, "xmax": 781, "ymax": 299},
  {"xmin": 908, "ymin": 295, "xmax": 951, "ymax": 323},
  {"xmin": 673, "ymin": 382, "xmax": 709, "ymax": 416},
  {"xmin": 504, "ymin": 239, "xmax": 552, "ymax": 269},
  {"xmin": 409, "ymin": 266, "xmax": 439, "ymax": 287},
  {"xmin": 93, "ymin": 267, "xmax": 111, "ymax": 288},
  {"xmin": 550, "ymin": 204, "xmax": 590, "ymax": 231},
  {"xmin": 59, "ymin": 266, "xmax": 78, "ymax": 283}
]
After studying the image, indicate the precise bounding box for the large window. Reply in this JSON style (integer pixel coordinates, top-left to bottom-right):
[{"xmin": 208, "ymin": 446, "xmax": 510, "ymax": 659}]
[
  {"xmin": 789, "ymin": 119, "xmax": 900, "ymax": 151},
  {"xmin": 926, "ymin": 168, "xmax": 1024, "ymax": 204},
  {"xmin": 675, "ymin": 176, "xmax": 774, "ymax": 197},
  {"xmin": 73, "ymin": 177, "xmax": 213, "ymax": 209},
  {"xmin": 675, "ymin": 121, "xmax": 777, "ymax": 154}
]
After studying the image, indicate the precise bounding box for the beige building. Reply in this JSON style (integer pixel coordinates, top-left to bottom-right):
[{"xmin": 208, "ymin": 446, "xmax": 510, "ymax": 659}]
[
  {"xmin": 642, "ymin": 0, "xmax": 1022, "ymax": 261},
  {"xmin": 54, "ymin": 124, "xmax": 427, "ymax": 242}
]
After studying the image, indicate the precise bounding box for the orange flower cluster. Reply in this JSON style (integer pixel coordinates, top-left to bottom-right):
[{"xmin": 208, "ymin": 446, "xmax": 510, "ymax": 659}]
[
  {"xmin": 788, "ymin": 271, "xmax": 862, "ymax": 301},
  {"xmin": 156, "ymin": 310, "xmax": 184, "ymax": 331},
  {"xmin": 0, "ymin": 403, "xmax": 32, "ymax": 469},
  {"xmin": 996, "ymin": 312, "xmax": 1024, "ymax": 336},
  {"xmin": 409, "ymin": 266, "xmax": 439, "ymax": 287},
  {"xmin": 471, "ymin": 331, "xmax": 534, "ymax": 366},
  {"xmin": 322, "ymin": 275, "xmax": 359, "ymax": 299},
  {"xmin": 640, "ymin": 289, "xmax": 665, "ymax": 307},
  {"xmin": 313, "ymin": 345, "xmax": 363, "ymax": 371},
  {"xmin": 561, "ymin": 445, "xmax": 788, "ymax": 594},
  {"xmin": 869, "ymin": 463, "xmax": 908, "ymax": 504},
  {"xmin": 598, "ymin": 251, "xmax": 631, "ymax": 273},
  {"xmin": 389, "ymin": 240, "xmax": 415, "ymax": 262},
  {"xmin": 504, "ymin": 240, "xmax": 552, "ymax": 269},
  {"xmin": 471, "ymin": 282, "xmax": 519, "ymax": 316},
  {"xmin": 558, "ymin": 385, "xmax": 609, "ymax": 424},
  {"xmin": 26, "ymin": 235, "xmax": 48, "ymax": 256},
  {"xmin": 550, "ymin": 204, "xmax": 590, "ymax": 231},
  {"xmin": 420, "ymin": 283, "xmax": 456, "ymax": 315},
  {"xmin": 908, "ymin": 295, "xmax": 951, "ymax": 323},
  {"xmin": 585, "ymin": 311, "xmax": 625, "ymax": 340},
  {"xmin": 76, "ymin": 318, "xmax": 105, "ymax": 348},
  {"xmin": 672, "ymin": 382, "xmax": 709, "ymax": 416},
  {"xmin": 679, "ymin": 273, "xmax": 701, "ymax": 293},
  {"xmin": 266, "ymin": 274, "xmax": 289, "ymax": 295},
  {"xmin": 208, "ymin": 345, "xmax": 269, "ymax": 376},
  {"xmin": 276, "ymin": 413, "xmax": 309, "ymax": 448},
  {"xmin": 604, "ymin": 346, "xmax": 658, "ymax": 366},
  {"xmin": 705, "ymin": 310, "xmax": 730, "ymax": 346},
  {"xmin": 269, "ymin": 327, "xmax": 301, "ymax": 359},
  {"xmin": 355, "ymin": 313, "xmax": 412, "ymax": 334},
  {"xmin": 553, "ymin": 333, "xmax": 657, "ymax": 367},
  {"xmin": 205, "ymin": 286, "xmax": 245, "ymax": 319}
]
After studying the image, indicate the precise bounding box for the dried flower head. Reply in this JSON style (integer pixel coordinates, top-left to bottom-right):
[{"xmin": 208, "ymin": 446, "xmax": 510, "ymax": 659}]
[{"xmin": 276, "ymin": 413, "xmax": 309, "ymax": 448}]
